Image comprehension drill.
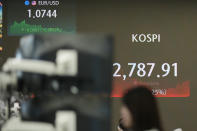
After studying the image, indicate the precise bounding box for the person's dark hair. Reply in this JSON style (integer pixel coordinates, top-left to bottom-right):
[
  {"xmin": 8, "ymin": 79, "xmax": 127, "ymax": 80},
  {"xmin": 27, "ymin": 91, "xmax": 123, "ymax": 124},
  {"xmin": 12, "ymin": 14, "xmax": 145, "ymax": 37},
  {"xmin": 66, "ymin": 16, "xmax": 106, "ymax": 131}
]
[{"xmin": 122, "ymin": 86, "xmax": 163, "ymax": 131}]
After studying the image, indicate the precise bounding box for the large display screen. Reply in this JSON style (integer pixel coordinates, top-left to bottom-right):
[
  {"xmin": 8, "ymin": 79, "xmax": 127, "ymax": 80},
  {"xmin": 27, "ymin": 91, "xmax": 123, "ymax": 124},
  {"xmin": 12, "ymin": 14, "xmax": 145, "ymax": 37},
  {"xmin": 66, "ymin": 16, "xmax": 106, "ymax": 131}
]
[{"xmin": 7, "ymin": 0, "xmax": 76, "ymax": 35}]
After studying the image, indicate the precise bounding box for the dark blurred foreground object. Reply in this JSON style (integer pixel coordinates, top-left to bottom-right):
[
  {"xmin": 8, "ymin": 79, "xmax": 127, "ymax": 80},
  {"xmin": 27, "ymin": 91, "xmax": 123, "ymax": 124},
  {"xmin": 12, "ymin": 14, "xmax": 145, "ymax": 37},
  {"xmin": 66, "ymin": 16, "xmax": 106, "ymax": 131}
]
[
  {"xmin": 121, "ymin": 86, "xmax": 164, "ymax": 131},
  {"xmin": 0, "ymin": 34, "xmax": 113, "ymax": 131}
]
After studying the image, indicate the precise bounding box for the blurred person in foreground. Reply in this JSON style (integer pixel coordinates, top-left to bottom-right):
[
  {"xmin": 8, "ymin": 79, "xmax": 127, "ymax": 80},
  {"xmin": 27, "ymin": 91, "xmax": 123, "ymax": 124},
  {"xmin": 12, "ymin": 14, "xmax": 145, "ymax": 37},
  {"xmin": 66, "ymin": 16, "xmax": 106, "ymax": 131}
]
[{"xmin": 118, "ymin": 86, "xmax": 164, "ymax": 131}]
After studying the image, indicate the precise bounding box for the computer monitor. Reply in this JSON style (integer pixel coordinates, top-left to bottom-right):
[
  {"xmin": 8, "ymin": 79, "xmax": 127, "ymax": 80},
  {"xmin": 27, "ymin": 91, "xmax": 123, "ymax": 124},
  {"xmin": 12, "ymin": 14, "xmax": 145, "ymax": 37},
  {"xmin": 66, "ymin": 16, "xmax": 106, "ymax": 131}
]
[{"xmin": 18, "ymin": 34, "xmax": 113, "ymax": 131}]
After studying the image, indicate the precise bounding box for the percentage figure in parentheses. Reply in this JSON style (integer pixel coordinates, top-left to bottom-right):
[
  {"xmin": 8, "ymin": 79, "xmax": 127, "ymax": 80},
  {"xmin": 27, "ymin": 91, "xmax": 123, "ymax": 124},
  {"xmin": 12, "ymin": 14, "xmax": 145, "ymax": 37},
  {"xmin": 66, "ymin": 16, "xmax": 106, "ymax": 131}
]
[
  {"xmin": 157, "ymin": 74, "xmax": 160, "ymax": 78},
  {"xmin": 123, "ymin": 75, "xmax": 127, "ymax": 80}
]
